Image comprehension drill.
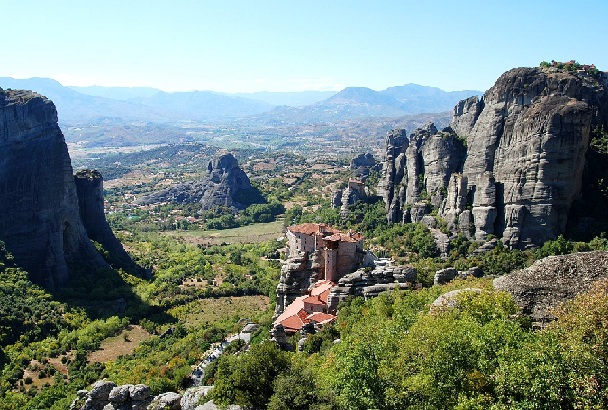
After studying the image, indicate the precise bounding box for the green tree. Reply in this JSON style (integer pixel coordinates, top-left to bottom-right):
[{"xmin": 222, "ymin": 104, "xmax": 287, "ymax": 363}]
[{"xmin": 211, "ymin": 341, "xmax": 291, "ymax": 409}]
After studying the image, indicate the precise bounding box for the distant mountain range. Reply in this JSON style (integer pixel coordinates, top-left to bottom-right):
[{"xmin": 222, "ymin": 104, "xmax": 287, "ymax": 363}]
[{"xmin": 0, "ymin": 77, "xmax": 481, "ymax": 125}]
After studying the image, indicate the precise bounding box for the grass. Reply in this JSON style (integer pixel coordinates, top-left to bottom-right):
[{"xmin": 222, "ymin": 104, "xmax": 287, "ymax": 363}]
[
  {"xmin": 164, "ymin": 220, "xmax": 284, "ymax": 245},
  {"xmin": 87, "ymin": 325, "xmax": 153, "ymax": 364},
  {"xmin": 168, "ymin": 295, "xmax": 271, "ymax": 328}
]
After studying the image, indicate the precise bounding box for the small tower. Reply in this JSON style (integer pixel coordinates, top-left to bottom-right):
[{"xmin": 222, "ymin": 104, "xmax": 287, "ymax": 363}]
[{"xmin": 324, "ymin": 238, "xmax": 339, "ymax": 282}]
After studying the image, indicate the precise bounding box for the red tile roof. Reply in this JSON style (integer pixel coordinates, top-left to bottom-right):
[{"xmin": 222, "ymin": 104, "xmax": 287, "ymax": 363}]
[
  {"xmin": 288, "ymin": 223, "xmax": 340, "ymax": 236},
  {"xmin": 274, "ymin": 280, "xmax": 338, "ymax": 333},
  {"xmin": 303, "ymin": 295, "xmax": 325, "ymax": 305},
  {"xmin": 310, "ymin": 280, "xmax": 334, "ymax": 304},
  {"xmin": 281, "ymin": 313, "xmax": 307, "ymax": 333},
  {"xmin": 323, "ymin": 231, "xmax": 363, "ymax": 243},
  {"xmin": 274, "ymin": 295, "xmax": 306, "ymax": 326},
  {"xmin": 306, "ymin": 312, "xmax": 336, "ymax": 324}
]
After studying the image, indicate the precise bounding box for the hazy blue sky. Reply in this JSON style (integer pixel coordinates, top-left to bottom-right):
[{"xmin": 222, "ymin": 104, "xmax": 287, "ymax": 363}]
[{"xmin": 2, "ymin": 0, "xmax": 607, "ymax": 93}]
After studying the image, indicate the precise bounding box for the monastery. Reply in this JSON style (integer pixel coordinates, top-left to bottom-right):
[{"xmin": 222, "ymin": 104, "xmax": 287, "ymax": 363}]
[{"xmin": 273, "ymin": 223, "xmax": 364, "ymax": 334}]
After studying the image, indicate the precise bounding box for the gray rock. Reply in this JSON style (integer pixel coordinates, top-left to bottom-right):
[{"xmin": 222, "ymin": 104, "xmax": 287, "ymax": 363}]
[
  {"xmin": 494, "ymin": 251, "xmax": 608, "ymax": 324},
  {"xmin": 181, "ymin": 386, "xmax": 213, "ymax": 410},
  {"xmin": 137, "ymin": 153, "xmax": 257, "ymax": 211},
  {"xmin": 75, "ymin": 170, "xmax": 143, "ymax": 275},
  {"xmin": 431, "ymin": 288, "xmax": 483, "ymax": 310},
  {"xmin": 434, "ymin": 267, "xmax": 457, "ymax": 285},
  {"xmin": 0, "ymin": 89, "xmax": 109, "ymax": 288},
  {"xmin": 129, "ymin": 384, "xmax": 151, "ymax": 401},
  {"xmin": 149, "ymin": 392, "xmax": 182, "ymax": 410},
  {"xmin": 109, "ymin": 384, "xmax": 132, "ymax": 403},
  {"xmin": 328, "ymin": 263, "xmax": 417, "ymax": 310},
  {"xmin": 379, "ymin": 67, "xmax": 608, "ymax": 249},
  {"xmin": 195, "ymin": 400, "xmax": 241, "ymax": 410},
  {"xmin": 89, "ymin": 380, "xmax": 117, "ymax": 400}
]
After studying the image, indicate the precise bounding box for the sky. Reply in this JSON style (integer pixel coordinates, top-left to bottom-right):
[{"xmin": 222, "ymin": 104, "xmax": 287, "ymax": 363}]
[{"xmin": 2, "ymin": 0, "xmax": 607, "ymax": 93}]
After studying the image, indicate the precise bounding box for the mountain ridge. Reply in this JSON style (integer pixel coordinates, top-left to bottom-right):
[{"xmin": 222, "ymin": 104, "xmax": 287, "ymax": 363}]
[{"xmin": 0, "ymin": 76, "xmax": 481, "ymax": 126}]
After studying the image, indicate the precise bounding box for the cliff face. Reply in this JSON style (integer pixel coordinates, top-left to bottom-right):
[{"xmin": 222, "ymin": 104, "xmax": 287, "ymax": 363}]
[
  {"xmin": 380, "ymin": 67, "xmax": 608, "ymax": 248},
  {"xmin": 0, "ymin": 89, "xmax": 108, "ymax": 288},
  {"xmin": 378, "ymin": 124, "xmax": 467, "ymax": 224},
  {"xmin": 75, "ymin": 170, "xmax": 144, "ymax": 275},
  {"xmin": 137, "ymin": 152, "xmax": 258, "ymax": 211}
]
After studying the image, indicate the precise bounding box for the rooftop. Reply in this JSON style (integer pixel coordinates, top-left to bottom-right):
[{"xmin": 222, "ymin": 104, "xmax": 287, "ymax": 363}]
[
  {"xmin": 288, "ymin": 223, "xmax": 340, "ymax": 236},
  {"xmin": 323, "ymin": 231, "xmax": 364, "ymax": 243}
]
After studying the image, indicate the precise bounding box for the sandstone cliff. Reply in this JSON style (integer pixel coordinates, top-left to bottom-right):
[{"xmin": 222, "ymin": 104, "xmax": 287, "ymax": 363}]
[
  {"xmin": 0, "ymin": 88, "xmax": 109, "ymax": 288},
  {"xmin": 137, "ymin": 152, "xmax": 260, "ymax": 211},
  {"xmin": 379, "ymin": 67, "xmax": 608, "ymax": 248}
]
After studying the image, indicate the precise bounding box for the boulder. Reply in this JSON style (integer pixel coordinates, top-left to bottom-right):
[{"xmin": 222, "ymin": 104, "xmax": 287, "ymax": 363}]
[
  {"xmin": 434, "ymin": 267, "xmax": 457, "ymax": 285},
  {"xmin": 149, "ymin": 392, "xmax": 182, "ymax": 410},
  {"xmin": 493, "ymin": 251, "xmax": 608, "ymax": 324}
]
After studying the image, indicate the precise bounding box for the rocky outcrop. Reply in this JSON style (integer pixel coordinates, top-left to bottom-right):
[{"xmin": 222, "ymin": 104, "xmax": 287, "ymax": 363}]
[
  {"xmin": 0, "ymin": 88, "xmax": 109, "ymax": 288},
  {"xmin": 379, "ymin": 67, "xmax": 608, "ymax": 248},
  {"xmin": 332, "ymin": 183, "xmax": 366, "ymax": 216},
  {"xmin": 137, "ymin": 153, "xmax": 259, "ymax": 211},
  {"xmin": 75, "ymin": 169, "xmax": 144, "ymax": 275},
  {"xmin": 333, "ymin": 153, "xmax": 380, "ymax": 215},
  {"xmin": 493, "ymin": 251, "xmax": 608, "ymax": 324},
  {"xmin": 71, "ymin": 381, "xmax": 239, "ymax": 410},
  {"xmin": 274, "ymin": 251, "xmax": 324, "ymax": 318},
  {"xmin": 327, "ymin": 260, "xmax": 417, "ymax": 311},
  {"xmin": 351, "ymin": 152, "xmax": 380, "ymax": 180},
  {"xmin": 378, "ymin": 124, "xmax": 467, "ymax": 224}
]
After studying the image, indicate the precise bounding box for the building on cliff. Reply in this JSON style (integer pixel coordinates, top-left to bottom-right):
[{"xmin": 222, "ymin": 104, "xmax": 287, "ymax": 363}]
[
  {"xmin": 285, "ymin": 223, "xmax": 364, "ymax": 282},
  {"xmin": 273, "ymin": 280, "xmax": 335, "ymax": 334},
  {"xmin": 274, "ymin": 223, "xmax": 365, "ymax": 334}
]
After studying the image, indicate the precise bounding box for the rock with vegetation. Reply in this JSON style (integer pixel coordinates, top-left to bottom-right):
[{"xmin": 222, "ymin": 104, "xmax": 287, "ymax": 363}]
[
  {"xmin": 0, "ymin": 88, "xmax": 108, "ymax": 288},
  {"xmin": 75, "ymin": 169, "xmax": 145, "ymax": 275},
  {"xmin": 137, "ymin": 152, "xmax": 261, "ymax": 211},
  {"xmin": 379, "ymin": 65, "xmax": 608, "ymax": 248},
  {"xmin": 493, "ymin": 250, "xmax": 608, "ymax": 323},
  {"xmin": 327, "ymin": 262, "xmax": 417, "ymax": 311}
]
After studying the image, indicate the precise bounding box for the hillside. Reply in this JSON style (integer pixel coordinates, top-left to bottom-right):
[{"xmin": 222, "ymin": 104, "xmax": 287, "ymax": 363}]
[{"xmin": 2, "ymin": 65, "xmax": 608, "ymax": 410}]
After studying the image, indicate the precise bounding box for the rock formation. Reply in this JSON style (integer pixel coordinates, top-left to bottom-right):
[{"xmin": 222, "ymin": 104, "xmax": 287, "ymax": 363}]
[
  {"xmin": 378, "ymin": 124, "xmax": 467, "ymax": 224},
  {"xmin": 75, "ymin": 169, "xmax": 145, "ymax": 275},
  {"xmin": 70, "ymin": 381, "xmax": 239, "ymax": 410},
  {"xmin": 0, "ymin": 88, "xmax": 109, "ymax": 288},
  {"xmin": 274, "ymin": 251, "xmax": 324, "ymax": 317},
  {"xmin": 326, "ymin": 260, "xmax": 417, "ymax": 311},
  {"xmin": 379, "ymin": 67, "xmax": 608, "ymax": 248},
  {"xmin": 332, "ymin": 153, "xmax": 381, "ymax": 216},
  {"xmin": 137, "ymin": 153, "xmax": 260, "ymax": 211},
  {"xmin": 493, "ymin": 251, "xmax": 608, "ymax": 324}
]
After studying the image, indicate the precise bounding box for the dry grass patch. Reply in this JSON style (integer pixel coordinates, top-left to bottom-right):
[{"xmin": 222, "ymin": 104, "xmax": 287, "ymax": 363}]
[
  {"xmin": 88, "ymin": 325, "xmax": 153, "ymax": 364},
  {"xmin": 165, "ymin": 221, "xmax": 284, "ymax": 245},
  {"xmin": 168, "ymin": 295, "xmax": 270, "ymax": 327}
]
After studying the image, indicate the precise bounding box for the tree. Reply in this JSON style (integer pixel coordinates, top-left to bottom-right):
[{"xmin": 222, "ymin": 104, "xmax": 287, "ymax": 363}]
[{"xmin": 210, "ymin": 341, "xmax": 290, "ymax": 409}]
